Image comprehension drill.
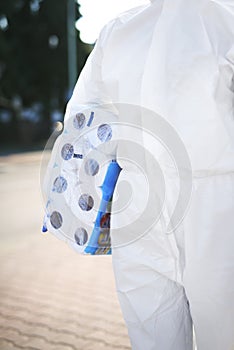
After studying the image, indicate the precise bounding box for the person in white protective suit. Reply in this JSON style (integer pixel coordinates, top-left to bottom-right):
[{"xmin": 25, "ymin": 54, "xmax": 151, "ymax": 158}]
[{"xmin": 63, "ymin": 0, "xmax": 234, "ymax": 349}]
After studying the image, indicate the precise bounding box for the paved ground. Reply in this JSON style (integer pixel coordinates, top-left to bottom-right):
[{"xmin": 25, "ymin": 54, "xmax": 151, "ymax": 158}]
[{"xmin": 0, "ymin": 150, "xmax": 131, "ymax": 350}]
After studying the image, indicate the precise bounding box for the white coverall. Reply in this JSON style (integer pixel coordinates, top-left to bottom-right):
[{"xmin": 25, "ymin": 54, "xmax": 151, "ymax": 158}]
[{"xmin": 64, "ymin": 0, "xmax": 234, "ymax": 349}]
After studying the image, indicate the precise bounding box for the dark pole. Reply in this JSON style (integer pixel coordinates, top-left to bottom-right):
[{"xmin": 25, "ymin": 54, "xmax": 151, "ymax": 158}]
[{"xmin": 67, "ymin": 0, "xmax": 78, "ymax": 97}]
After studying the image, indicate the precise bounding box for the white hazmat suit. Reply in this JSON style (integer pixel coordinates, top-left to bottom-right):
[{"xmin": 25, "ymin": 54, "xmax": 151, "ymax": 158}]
[{"xmin": 61, "ymin": 0, "xmax": 234, "ymax": 349}]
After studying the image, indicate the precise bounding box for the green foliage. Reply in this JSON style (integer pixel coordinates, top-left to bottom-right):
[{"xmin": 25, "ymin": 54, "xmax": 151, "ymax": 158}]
[{"xmin": 0, "ymin": 0, "xmax": 90, "ymax": 147}]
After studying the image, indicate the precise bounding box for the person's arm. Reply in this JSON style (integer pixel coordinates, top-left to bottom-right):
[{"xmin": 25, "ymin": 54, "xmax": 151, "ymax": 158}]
[
  {"xmin": 64, "ymin": 21, "xmax": 115, "ymax": 123},
  {"xmin": 41, "ymin": 20, "xmax": 121, "ymax": 256}
]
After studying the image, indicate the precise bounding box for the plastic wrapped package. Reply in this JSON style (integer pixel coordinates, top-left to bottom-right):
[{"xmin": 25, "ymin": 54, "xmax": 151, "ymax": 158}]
[{"xmin": 42, "ymin": 105, "xmax": 121, "ymax": 255}]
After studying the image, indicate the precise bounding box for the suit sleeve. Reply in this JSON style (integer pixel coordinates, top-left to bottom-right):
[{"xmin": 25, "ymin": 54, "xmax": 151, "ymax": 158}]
[{"xmin": 64, "ymin": 23, "xmax": 114, "ymax": 123}]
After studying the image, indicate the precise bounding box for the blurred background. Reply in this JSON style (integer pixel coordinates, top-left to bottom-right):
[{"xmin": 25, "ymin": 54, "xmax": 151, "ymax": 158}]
[
  {"xmin": 0, "ymin": 1, "xmax": 148, "ymax": 349},
  {"xmin": 0, "ymin": 0, "xmax": 91, "ymax": 151},
  {"xmin": 0, "ymin": 0, "xmax": 148, "ymax": 152}
]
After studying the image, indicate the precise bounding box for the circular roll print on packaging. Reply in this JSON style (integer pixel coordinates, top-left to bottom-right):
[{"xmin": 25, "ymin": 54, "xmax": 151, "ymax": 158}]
[{"xmin": 41, "ymin": 105, "xmax": 121, "ymax": 255}]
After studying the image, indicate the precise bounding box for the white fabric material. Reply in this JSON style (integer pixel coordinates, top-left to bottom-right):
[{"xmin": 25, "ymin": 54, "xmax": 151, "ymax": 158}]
[{"xmin": 64, "ymin": 0, "xmax": 234, "ymax": 349}]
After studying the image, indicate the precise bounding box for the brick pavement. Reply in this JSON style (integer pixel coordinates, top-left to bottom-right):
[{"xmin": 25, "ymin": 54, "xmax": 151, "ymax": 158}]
[{"xmin": 0, "ymin": 151, "xmax": 131, "ymax": 350}]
